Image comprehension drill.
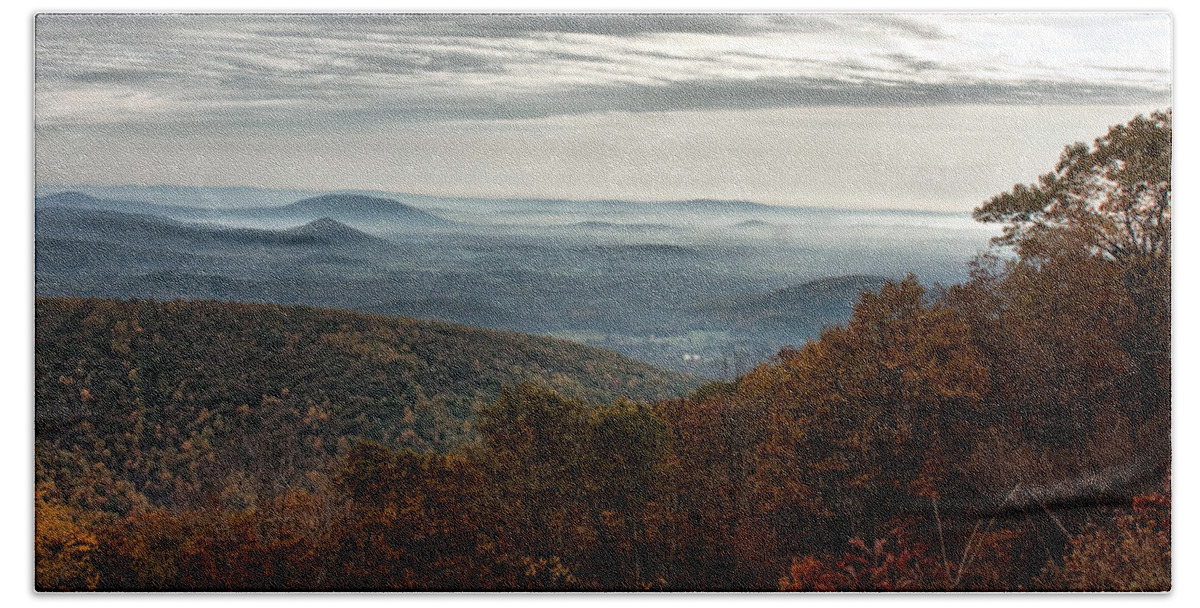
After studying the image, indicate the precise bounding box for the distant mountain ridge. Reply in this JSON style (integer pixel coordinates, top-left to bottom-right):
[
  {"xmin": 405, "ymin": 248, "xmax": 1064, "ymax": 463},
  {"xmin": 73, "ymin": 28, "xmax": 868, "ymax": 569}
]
[
  {"xmin": 36, "ymin": 191, "xmax": 455, "ymax": 229},
  {"xmin": 262, "ymin": 194, "xmax": 455, "ymax": 227},
  {"xmin": 658, "ymin": 198, "xmax": 769, "ymax": 212},
  {"xmin": 586, "ymin": 243, "xmax": 702, "ymax": 258},
  {"xmin": 35, "ymin": 184, "xmax": 324, "ymax": 208},
  {"xmin": 696, "ymin": 274, "xmax": 893, "ymax": 345},
  {"xmin": 36, "ymin": 191, "xmax": 200, "ymax": 219},
  {"xmin": 39, "ymin": 184, "xmax": 982, "ymax": 219},
  {"xmin": 740, "ymin": 275, "xmax": 893, "ymax": 311},
  {"xmin": 700, "ymin": 274, "xmax": 891, "ymax": 314},
  {"xmin": 36, "ymin": 207, "xmax": 397, "ymax": 252},
  {"xmin": 37, "ymin": 191, "xmax": 108, "ymax": 208},
  {"xmin": 35, "ymin": 184, "xmax": 989, "ymax": 379}
]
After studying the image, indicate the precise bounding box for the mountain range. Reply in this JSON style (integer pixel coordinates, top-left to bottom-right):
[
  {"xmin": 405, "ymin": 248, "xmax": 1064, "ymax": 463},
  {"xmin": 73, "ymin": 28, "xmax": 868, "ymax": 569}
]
[
  {"xmin": 38, "ymin": 191, "xmax": 454, "ymax": 230},
  {"xmin": 33, "ymin": 186, "xmax": 992, "ymax": 377}
]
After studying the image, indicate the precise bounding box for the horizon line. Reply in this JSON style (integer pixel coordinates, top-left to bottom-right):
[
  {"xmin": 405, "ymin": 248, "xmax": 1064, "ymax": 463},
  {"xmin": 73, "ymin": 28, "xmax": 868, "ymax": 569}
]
[{"xmin": 35, "ymin": 182, "xmax": 985, "ymax": 216}]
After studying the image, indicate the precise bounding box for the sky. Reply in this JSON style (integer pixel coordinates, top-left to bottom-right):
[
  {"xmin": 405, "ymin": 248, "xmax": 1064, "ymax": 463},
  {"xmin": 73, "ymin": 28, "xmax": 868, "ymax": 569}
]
[{"xmin": 34, "ymin": 12, "xmax": 1171, "ymax": 211}]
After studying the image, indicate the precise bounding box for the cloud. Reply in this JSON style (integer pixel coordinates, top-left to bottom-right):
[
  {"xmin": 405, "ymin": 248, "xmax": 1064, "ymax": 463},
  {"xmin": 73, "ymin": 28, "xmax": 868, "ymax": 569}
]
[
  {"xmin": 855, "ymin": 14, "xmax": 947, "ymax": 40},
  {"xmin": 337, "ymin": 50, "xmax": 507, "ymax": 75},
  {"xmin": 34, "ymin": 13, "xmax": 1172, "ymax": 127},
  {"xmin": 363, "ymin": 77, "xmax": 1168, "ymax": 123},
  {"xmin": 416, "ymin": 13, "xmax": 759, "ymax": 37}
]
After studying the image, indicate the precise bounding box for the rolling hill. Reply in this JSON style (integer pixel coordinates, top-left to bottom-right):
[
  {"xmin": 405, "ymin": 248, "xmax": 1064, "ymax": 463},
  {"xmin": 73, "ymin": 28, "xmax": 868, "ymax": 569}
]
[
  {"xmin": 35, "ymin": 297, "xmax": 701, "ymax": 508},
  {"xmin": 697, "ymin": 274, "xmax": 892, "ymax": 342},
  {"xmin": 35, "ymin": 207, "xmax": 404, "ymax": 268},
  {"xmin": 240, "ymin": 194, "xmax": 455, "ymax": 228}
]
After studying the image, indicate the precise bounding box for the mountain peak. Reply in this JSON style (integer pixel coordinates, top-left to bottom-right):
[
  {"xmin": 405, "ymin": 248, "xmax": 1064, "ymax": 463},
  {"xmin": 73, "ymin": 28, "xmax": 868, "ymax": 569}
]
[
  {"xmin": 284, "ymin": 217, "xmax": 383, "ymax": 244},
  {"xmin": 282, "ymin": 194, "xmax": 453, "ymax": 226},
  {"xmin": 291, "ymin": 217, "xmax": 351, "ymax": 233}
]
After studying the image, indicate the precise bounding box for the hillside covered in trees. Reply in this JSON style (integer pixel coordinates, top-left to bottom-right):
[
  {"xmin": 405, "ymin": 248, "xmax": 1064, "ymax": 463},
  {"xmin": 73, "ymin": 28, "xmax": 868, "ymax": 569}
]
[{"xmin": 35, "ymin": 112, "xmax": 1170, "ymax": 591}]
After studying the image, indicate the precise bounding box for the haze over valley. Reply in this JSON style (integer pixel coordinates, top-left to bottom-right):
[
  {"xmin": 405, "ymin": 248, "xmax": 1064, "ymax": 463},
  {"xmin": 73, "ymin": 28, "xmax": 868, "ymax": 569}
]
[{"xmin": 35, "ymin": 185, "xmax": 997, "ymax": 377}]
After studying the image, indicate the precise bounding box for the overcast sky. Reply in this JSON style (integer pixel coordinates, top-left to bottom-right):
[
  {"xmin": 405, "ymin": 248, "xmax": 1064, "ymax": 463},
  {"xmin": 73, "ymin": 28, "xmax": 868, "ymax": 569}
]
[{"xmin": 34, "ymin": 13, "xmax": 1171, "ymax": 211}]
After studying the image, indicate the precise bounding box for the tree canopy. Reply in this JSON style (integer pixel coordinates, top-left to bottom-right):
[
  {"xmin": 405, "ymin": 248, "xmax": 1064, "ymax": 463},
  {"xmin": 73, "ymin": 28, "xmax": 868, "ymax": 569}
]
[
  {"xmin": 974, "ymin": 110, "xmax": 1170, "ymax": 269},
  {"xmin": 970, "ymin": 110, "xmax": 1171, "ymax": 426}
]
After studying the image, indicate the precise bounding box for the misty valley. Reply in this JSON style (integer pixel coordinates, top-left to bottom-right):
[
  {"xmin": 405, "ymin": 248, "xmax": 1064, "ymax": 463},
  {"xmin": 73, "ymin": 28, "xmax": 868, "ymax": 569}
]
[{"xmin": 34, "ymin": 186, "xmax": 998, "ymax": 378}]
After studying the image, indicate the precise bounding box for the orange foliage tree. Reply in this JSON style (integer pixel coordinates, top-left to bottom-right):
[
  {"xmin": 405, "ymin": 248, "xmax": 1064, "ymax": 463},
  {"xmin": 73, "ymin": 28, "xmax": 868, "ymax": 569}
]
[{"xmin": 747, "ymin": 277, "xmax": 987, "ymax": 552}]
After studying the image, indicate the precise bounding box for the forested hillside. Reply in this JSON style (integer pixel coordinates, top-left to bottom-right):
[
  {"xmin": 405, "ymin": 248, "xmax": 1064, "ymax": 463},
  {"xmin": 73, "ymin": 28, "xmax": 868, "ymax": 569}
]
[
  {"xmin": 35, "ymin": 112, "xmax": 1170, "ymax": 591},
  {"xmin": 35, "ymin": 298, "xmax": 697, "ymax": 507}
]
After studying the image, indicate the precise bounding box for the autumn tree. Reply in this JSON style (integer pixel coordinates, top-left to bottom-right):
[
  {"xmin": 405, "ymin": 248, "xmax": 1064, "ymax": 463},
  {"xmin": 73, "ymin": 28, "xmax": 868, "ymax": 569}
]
[
  {"xmin": 1038, "ymin": 481, "xmax": 1170, "ymax": 591},
  {"xmin": 474, "ymin": 384, "xmax": 677, "ymax": 588},
  {"xmin": 332, "ymin": 440, "xmax": 488, "ymax": 590},
  {"xmin": 940, "ymin": 110, "xmax": 1173, "ymax": 587},
  {"xmin": 972, "ymin": 110, "xmax": 1170, "ymax": 424},
  {"xmin": 741, "ymin": 277, "xmax": 987, "ymax": 587},
  {"xmin": 974, "ymin": 111, "xmax": 1170, "ymax": 269},
  {"xmin": 474, "ymin": 384, "xmax": 596, "ymax": 587},
  {"xmin": 585, "ymin": 398, "xmax": 668, "ymax": 588},
  {"xmin": 654, "ymin": 382, "xmax": 773, "ymax": 589},
  {"xmin": 780, "ymin": 523, "xmax": 944, "ymax": 591},
  {"xmin": 35, "ymin": 490, "xmax": 100, "ymax": 591}
]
